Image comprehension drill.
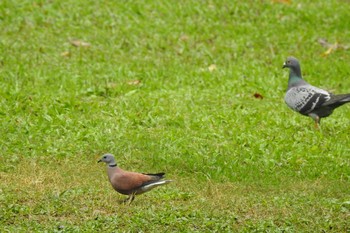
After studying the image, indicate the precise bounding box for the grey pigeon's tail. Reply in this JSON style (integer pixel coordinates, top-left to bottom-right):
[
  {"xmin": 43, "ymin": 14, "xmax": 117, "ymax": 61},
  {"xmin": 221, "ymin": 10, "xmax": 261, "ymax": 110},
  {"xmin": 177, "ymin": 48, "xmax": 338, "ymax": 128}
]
[
  {"xmin": 340, "ymin": 93, "xmax": 350, "ymax": 102},
  {"xmin": 325, "ymin": 93, "xmax": 350, "ymax": 108}
]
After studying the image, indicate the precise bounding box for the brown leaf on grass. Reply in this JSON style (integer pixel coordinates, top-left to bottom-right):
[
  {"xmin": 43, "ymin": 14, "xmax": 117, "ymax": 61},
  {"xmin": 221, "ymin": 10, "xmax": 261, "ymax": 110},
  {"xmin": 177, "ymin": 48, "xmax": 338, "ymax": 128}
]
[
  {"xmin": 318, "ymin": 38, "xmax": 332, "ymax": 48},
  {"xmin": 322, "ymin": 44, "xmax": 338, "ymax": 57},
  {"xmin": 318, "ymin": 38, "xmax": 349, "ymax": 57},
  {"xmin": 127, "ymin": 80, "xmax": 141, "ymax": 85},
  {"xmin": 70, "ymin": 39, "xmax": 91, "ymax": 47},
  {"xmin": 93, "ymin": 209, "xmax": 107, "ymax": 216},
  {"xmin": 208, "ymin": 64, "xmax": 217, "ymax": 72},
  {"xmin": 61, "ymin": 51, "xmax": 70, "ymax": 57},
  {"xmin": 272, "ymin": 0, "xmax": 291, "ymax": 4},
  {"xmin": 107, "ymin": 82, "xmax": 118, "ymax": 89},
  {"xmin": 179, "ymin": 34, "xmax": 189, "ymax": 41},
  {"xmin": 253, "ymin": 93, "xmax": 264, "ymax": 99}
]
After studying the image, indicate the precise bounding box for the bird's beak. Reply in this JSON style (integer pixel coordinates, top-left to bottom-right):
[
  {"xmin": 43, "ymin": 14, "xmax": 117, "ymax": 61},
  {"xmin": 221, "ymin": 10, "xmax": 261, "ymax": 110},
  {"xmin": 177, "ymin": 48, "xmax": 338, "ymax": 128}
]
[
  {"xmin": 98, "ymin": 159, "xmax": 102, "ymax": 163},
  {"xmin": 282, "ymin": 62, "xmax": 287, "ymax": 69}
]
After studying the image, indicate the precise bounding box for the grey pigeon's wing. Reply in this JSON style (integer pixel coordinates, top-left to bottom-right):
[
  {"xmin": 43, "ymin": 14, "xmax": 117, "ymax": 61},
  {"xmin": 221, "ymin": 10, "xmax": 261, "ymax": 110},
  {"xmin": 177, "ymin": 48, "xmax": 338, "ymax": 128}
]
[{"xmin": 285, "ymin": 86, "xmax": 331, "ymax": 115}]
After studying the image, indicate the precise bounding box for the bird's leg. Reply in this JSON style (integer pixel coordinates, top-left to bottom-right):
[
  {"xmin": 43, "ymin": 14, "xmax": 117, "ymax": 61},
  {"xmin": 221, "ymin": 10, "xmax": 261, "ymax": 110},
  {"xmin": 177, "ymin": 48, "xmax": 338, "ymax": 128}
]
[
  {"xmin": 314, "ymin": 122, "xmax": 319, "ymax": 129},
  {"xmin": 309, "ymin": 113, "xmax": 320, "ymax": 129},
  {"xmin": 314, "ymin": 116, "xmax": 321, "ymax": 129},
  {"xmin": 128, "ymin": 193, "xmax": 136, "ymax": 205}
]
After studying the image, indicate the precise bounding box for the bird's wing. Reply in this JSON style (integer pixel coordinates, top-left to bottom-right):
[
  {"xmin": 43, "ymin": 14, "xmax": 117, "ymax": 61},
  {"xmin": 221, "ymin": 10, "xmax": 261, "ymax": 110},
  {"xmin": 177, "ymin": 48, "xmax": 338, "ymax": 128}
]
[
  {"xmin": 285, "ymin": 86, "xmax": 331, "ymax": 114},
  {"xmin": 142, "ymin": 172, "xmax": 165, "ymax": 179},
  {"xmin": 111, "ymin": 171, "xmax": 156, "ymax": 192}
]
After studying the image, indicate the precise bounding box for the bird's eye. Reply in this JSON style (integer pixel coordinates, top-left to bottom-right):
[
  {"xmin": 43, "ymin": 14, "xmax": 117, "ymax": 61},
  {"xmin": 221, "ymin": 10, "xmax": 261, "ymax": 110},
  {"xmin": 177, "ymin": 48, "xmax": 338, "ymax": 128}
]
[{"xmin": 103, "ymin": 156, "xmax": 107, "ymax": 159}]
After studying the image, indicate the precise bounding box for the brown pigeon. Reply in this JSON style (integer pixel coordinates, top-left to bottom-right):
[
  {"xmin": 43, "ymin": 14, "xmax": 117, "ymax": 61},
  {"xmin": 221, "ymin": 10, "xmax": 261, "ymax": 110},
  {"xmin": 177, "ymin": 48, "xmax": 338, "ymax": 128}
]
[{"xmin": 98, "ymin": 154, "xmax": 172, "ymax": 204}]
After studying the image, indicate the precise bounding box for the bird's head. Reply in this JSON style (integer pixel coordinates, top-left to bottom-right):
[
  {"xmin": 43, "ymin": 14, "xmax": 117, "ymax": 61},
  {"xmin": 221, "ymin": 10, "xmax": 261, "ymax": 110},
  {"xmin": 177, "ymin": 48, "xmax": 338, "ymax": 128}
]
[
  {"xmin": 98, "ymin": 153, "xmax": 117, "ymax": 166},
  {"xmin": 282, "ymin": 56, "xmax": 300, "ymax": 69}
]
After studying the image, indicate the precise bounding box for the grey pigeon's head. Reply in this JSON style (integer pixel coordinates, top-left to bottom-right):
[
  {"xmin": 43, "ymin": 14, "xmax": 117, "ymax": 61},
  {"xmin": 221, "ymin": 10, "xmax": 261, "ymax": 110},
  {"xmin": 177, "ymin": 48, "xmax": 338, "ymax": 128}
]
[
  {"xmin": 98, "ymin": 154, "xmax": 117, "ymax": 165},
  {"xmin": 282, "ymin": 56, "xmax": 300, "ymax": 69},
  {"xmin": 282, "ymin": 56, "xmax": 303, "ymax": 81}
]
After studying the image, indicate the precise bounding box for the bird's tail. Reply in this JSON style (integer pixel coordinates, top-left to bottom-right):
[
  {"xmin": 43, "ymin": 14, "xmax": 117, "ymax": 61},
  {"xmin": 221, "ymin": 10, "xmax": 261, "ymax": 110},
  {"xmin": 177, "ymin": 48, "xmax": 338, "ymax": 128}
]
[
  {"xmin": 138, "ymin": 180, "xmax": 173, "ymax": 194},
  {"xmin": 339, "ymin": 93, "xmax": 350, "ymax": 102},
  {"xmin": 335, "ymin": 93, "xmax": 350, "ymax": 105},
  {"xmin": 324, "ymin": 93, "xmax": 350, "ymax": 108}
]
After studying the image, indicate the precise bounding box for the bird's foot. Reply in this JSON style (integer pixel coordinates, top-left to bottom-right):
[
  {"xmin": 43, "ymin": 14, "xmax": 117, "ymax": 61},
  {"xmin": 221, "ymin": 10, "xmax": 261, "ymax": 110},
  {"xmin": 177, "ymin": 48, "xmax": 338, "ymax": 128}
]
[
  {"xmin": 314, "ymin": 122, "xmax": 319, "ymax": 129},
  {"xmin": 121, "ymin": 194, "xmax": 135, "ymax": 205}
]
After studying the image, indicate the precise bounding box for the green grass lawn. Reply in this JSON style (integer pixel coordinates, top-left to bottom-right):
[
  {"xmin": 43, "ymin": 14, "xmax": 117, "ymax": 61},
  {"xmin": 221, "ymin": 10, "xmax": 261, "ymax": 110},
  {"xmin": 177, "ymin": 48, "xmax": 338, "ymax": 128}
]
[{"xmin": 1, "ymin": 0, "xmax": 350, "ymax": 232}]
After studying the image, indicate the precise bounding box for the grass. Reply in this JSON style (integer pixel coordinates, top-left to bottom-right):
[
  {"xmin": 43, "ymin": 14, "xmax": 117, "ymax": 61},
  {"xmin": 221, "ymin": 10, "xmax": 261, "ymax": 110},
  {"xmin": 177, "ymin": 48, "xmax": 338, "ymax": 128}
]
[{"xmin": 1, "ymin": 0, "xmax": 350, "ymax": 231}]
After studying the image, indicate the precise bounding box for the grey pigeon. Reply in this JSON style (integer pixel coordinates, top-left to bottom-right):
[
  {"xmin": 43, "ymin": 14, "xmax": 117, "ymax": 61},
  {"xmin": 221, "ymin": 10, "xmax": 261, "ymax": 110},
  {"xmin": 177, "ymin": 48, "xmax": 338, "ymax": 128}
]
[
  {"xmin": 283, "ymin": 56, "xmax": 350, "ymax": 128},
  {"xmin": 98, "ymin": 154, "xmax": 172, "ymax": 204}
]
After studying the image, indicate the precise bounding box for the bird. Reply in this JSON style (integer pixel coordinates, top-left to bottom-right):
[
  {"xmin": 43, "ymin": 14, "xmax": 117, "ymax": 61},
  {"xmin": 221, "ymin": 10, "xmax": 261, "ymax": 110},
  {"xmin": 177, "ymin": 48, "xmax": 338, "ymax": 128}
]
[
  {"xmin": 98, "ymin": 153, "xmax": 172, "ymax": 204},
  {"xmin": 282, "ymin": 56, "xmax": 350, "ymax": 128}
]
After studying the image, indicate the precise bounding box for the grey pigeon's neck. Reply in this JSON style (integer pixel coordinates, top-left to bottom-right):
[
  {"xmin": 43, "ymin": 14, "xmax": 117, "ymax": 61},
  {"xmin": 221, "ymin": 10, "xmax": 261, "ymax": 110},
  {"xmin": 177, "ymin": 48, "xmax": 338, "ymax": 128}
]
[
  {"xmin": 109, "ymin": 164, "xmax": 117, "ymax": 167},
  {"xmin": 288, "ymin": 66, "xmax": 305, "ymax": 89}
]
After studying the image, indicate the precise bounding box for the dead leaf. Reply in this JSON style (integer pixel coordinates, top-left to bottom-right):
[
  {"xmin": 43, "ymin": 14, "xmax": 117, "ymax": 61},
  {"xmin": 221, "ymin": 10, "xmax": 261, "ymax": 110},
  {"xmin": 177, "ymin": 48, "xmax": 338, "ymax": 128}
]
[
  {"xmin": 70, "ymin": 39, "xmax": 91, "ymax": 47},
  {"xmin": 127, "ymin": 80, "xmax": 141, "ymax": 85},
  {"xmin": 208, "ymin": 64, "xmax": 217, "ymax": 72},
  {"xmin": 318, "ymin": 38, "xmax": 332, "ymax": 48},
  {"xmin": 61, "ymin": 51, "xmax": 70, "ymax": 57},
  {"xmin": 179, "ymin": 34, "xmax": 189, "ymax": 41},
  {"xmin": 318, "ymin": 38, "xmax": 349, "ymax": 57},
  {"xmin": 321, "ymin": 42, "xmax": 338, "ymax": 57},
  {"xmin": 106, "ymin": 82, "xmax": 117, "ymax": 89},
  {"xmin": 93, "ymin": 209, "xmax": 107, "ymax": 216},
  {"xmin": 272, "ymin": 0, "xmax": 291, "ymax": 4},
  {"xmin": 253, "ymin": 93, "xmax": 263, "ymax": 99}
]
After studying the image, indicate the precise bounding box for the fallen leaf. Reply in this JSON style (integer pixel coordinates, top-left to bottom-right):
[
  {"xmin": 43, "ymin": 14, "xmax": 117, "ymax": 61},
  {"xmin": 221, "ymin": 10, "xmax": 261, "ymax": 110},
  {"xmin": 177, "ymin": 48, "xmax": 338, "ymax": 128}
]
[
  {"xmin": 179, "ymin": 34, "xmax": 189, "ymax": 41},
  {"xmin": 61, "ymin": 51, "xmax": 70, "ymax": 57},
  {"xmin": 93, "ymin": 209, "xmax": 107, "ymax": 216},
  {"xmin": 70, "ymin": 39, "xmax": 91, "ymax": 47},
  {"xmin": 318, "ymin": 38, "xmax": 332, "ymax": 48},
  {"xmin": 272, "ymin": 0, "xmax": 291, "ymax": 4},
  {"xmin": 127, "ymin": 80, "xmax": 141, "ymax": 85},
  {"xmin": 318, "ymin": 38, "xmax": 349, "ymax": 57},
  {"xmin": 106, "ymin": 82, "xmax": 117, "ymax": 89},
  {"xmin": 321, "ymin": 42, "xmax": 338, "ymax": 57},
  {"xmin": 208, "ymin": 64, "xmax": 217, "ymax": 72},
  {"xmin": 253, "ymin": 93, "xmax": 263, "ymax": 99}
]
